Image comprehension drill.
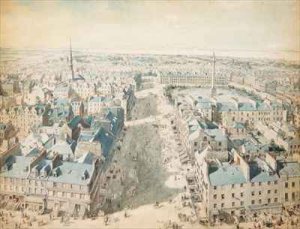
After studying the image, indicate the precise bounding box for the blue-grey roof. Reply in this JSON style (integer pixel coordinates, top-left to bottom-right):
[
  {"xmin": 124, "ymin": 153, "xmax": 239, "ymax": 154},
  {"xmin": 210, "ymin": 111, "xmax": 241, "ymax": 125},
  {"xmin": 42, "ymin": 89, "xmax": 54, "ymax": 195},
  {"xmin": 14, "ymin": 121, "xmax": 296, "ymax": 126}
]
[
  {"xmin": 204, "ymin": 129, "xmax": 227, "ymax": 142},
  {"xmin": 238, "ymin": 102, "xmax": 256, "ymax": 111},
  {"xmin": 68, "ymin": 116, "xmax": 82, "ymax": 129},
  {"xmin": 250, "ymin": 158, "xmax": 279, "ymax": 182},
  {"xmin": 1, "ymin": 153, "xmax": 96, "ymax": 185},
  {"xmin": 26, "ymin": 147, "xmax": 41, "ymax": 157},
  {"xmin": 256, "ymin": 102, "xmax": 271, "ymax": 111},
  {"xmin": 217, "ymin": 102, "xmax": 237, "ymax": 112},
  {"xmin": 196, "ymin": 102, "xmax": 211, "ymax": 109},
  {"xmin": 196, "ymin": 97, "xmax": 212, "ymax": 109},
  {"xmin": 76, "ymin": 152, "xmax": 95, "ymax": 164},
  {"xmin": 188, "ymin": 119, "xmax": 200, "ymax": 133},
  {"xmin": 199, "ymin": 121, "xmax": 218, "ymax": 130},
  {"xmin": 47, "ymin": 161, "xmax": 93, "ymax": 185},
  {"xmin": 209, "ymin": 162, "xmax": 247, "ymax": 186},
  {"xmin": 0, "ymin": 156, "xmax": 32, "ymax": 179},
  {"xmin": 279, "ymin": 162, "xmax": 300, "ymax": 177},
  {"xmin": 49, "ymin": 142, "xmax": 74, "ymax": 160},
  {"xmin": 54, "ymin": 98, "xmax": 69, "ymax": 107},
  {"xmin": 78, "ymin": 132, "xmax": 94, "ymax": 142},
  {"xmin": 30, "ymin": 159, "xmax": 52, "ymax": 175}
]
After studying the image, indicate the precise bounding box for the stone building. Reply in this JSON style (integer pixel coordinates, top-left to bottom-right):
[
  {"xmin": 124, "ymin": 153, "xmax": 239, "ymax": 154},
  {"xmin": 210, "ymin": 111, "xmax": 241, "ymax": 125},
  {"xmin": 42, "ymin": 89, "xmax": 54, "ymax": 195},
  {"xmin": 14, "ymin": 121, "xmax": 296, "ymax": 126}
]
[
  {"xmin": 0, "ymin": 105, "xmax": 45, "ymax": 138},
  {"xmin": 0, "ymin": 150, "xmax": 103, "ymax": 217},
  {"xmin": 194, "ymin": 149, "xmax": 300, "ymax": 222}
]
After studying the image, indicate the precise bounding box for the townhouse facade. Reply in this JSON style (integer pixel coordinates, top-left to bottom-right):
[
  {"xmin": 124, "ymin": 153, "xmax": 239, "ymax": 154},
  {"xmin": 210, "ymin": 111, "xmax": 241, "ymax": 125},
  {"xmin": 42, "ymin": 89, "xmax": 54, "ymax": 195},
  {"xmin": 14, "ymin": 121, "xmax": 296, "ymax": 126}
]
[
  {"xmin": 195, "ymin": 150, "xmax": 300, "ymax": 222},
  {"xmin": 0, "ymin": 150, "xmax": 103, "ymax": 217}
]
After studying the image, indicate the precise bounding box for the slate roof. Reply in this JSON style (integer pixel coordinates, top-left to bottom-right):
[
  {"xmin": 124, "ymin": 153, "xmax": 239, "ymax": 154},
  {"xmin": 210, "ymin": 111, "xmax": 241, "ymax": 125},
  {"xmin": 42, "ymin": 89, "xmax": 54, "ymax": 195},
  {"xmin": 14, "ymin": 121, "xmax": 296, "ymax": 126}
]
[
  {"xmin": 278, "ymin": 162, "xmax": 300, "ymax": 177},
  {"xmin": 0, "ymin": 156, "xmax": 32, "ymax": 179},
  {"xmin": 204, "ymin": 129, "xmax": 227, "ymax": 142},
  {"xmin": 49, "ymin": 142, "xmax": 74, "ymax": 160},
  {"xmin": 1, "ymin": 154, "xmax": 95, "ymax": 186},
  {"xmin": 249, "ymin": 158, "xmax": 279, "ymax": 183},
  {"xmin": 209, "ymin": 162, "xmax": 247, "ymax": 186},
  {"xmin": 68, "ymin": 116, "xmax": 82, "ymax": 129}
]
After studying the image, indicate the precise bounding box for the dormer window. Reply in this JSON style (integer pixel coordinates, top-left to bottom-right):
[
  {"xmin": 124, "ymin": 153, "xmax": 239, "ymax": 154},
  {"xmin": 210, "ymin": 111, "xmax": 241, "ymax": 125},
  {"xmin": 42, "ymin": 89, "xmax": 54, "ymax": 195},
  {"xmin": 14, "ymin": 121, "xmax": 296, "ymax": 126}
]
[
  {"xmin": 81, "ymin": 170, "xmax": 89, "ymax": 180},
  {"xmin": 53, "ymin": 167, "xmax": 61, "ymax": 177}
]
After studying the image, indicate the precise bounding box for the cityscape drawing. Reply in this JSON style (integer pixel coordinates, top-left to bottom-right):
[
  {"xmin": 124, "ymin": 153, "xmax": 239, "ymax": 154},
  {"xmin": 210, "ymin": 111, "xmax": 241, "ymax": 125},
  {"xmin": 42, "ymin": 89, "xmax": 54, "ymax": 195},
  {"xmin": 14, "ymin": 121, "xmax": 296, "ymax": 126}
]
[{"xmin": 0, "ymin": 1, "xmax": 299, "ymax": 228}]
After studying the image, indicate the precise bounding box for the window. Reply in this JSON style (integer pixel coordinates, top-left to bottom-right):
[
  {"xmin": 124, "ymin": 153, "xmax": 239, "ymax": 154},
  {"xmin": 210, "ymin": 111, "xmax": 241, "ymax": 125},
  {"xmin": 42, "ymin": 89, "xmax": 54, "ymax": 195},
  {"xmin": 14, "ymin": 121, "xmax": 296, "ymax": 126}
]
[
  {"xmin": 259, "ymin": 182, "xmax": 262, "ymax": 186},
  {"xmin": 274, "ymin": 190, "xmax": 277, "ymax": 194},
  {"xmin": 194, "ymin": 142, "xmax": 197, "ymax": 147},
  {"xmin": 251, "ymin": 200, "xmax": 255, "ymax": 205},
  {"xmin": 213, "ymin": 194, "xmax": 217, "ymax": 199},
  {"xmin": 274, "ymin": 198, "xmax": 278, "ymax": 203},
  {"xmin": 240, "ymin": 201, "xmax": 244, "ymax": 206},
  {"xmin": 285, "ymin": 193, "xmax": 288, "ymax": 201},
  {"xmin": 292, "ymin": 182, "xmax": 295, "ymax": 188},
  {"xmin": 240, "ymin": 183, "xmax": 243, "ymax": 188},
  {"xmin": 214, "ymin": 204, "xmax": 217, "ymax": 208},
  {"xmin": 240, "ymin": 192, "xmax": 243, "ymax": 197},
  {"xmin": 231, "ymin": 184, "xmax": 235, "ymax": 188},
  {"xmin": 232, "ymin": 193, "xmax": 235, "ymax": 198},
  {"xmin": 231, "ymin": 211, "xmax": 235, "ymax": 215},
  {"xmin": 221, "ymin": 203, "xmax": 224, "ymax": 208},
  {"xmin": 274, "ymin": 181, "xmax": 278, "ymax": 185},
  {"xmin": 251, "ymin": 191, "xmax": 255, "ymax": 196},
  {"xmin": 267, "ymin": 190, "xmax": 271, "ymax": 194},
  {"xmin": 259, "ymin": 199, "xmax": 262, "ymax": 204},
  {"xmin": 232, "ymin": 202, "xmax": 235, "ymax": 207},
  {"xmin": 268, "ymin": 199, "xmax": 271, "ymax": 204},
  {"xmin": 292, "ymin": 193, "xmax": 295, "ymax": 201},
  {"xmin": 267, "ymin": 181, "xmax": 271, "ymax": 185},
  {"xmin": 285, "ymin": 182, "xmax": 288, "ymax": 188},
  {"xmin": 251, "ymin": 183, "xmax": 255, "ymax": 187},
  {"xmin": 258, "ymin": 191, "xmax": 262, "ymax": 195},
  {"xmin": 221, "ymin": 194, "xmax": 225, "ymax": 199},
  {"xmin": 214, "ymin": 186, "xmax": 217, "ymax": 190}
]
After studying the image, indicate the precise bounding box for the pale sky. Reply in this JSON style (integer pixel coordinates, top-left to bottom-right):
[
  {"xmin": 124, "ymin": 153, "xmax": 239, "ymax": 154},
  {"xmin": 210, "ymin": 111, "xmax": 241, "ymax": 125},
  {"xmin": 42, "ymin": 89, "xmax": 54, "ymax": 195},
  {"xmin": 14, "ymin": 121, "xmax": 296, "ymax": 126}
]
[{"xmin": 0, "ymin": 0, "xmax": 299, "ymax": 60}]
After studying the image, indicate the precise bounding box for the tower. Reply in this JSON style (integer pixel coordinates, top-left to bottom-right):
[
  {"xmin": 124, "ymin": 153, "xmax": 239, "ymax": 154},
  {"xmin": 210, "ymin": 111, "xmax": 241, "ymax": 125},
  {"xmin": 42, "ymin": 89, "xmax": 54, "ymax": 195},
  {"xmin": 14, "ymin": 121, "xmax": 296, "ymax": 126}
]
[
  {"xmin": 210, "ymin": 52, "xmax": 217, "ymax": 98},
  {"xmin": 69, "ymin": 38, "xmax": 75, "ymax": 80}
]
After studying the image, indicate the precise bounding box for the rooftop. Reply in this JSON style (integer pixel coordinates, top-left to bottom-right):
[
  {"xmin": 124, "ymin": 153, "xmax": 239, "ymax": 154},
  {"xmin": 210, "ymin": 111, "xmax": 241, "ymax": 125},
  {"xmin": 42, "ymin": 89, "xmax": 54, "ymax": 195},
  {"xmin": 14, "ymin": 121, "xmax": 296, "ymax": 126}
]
[
  {"xmin": 249, "ymin": 158, "xmax": 279, "ymax": 183},
  {"xmin": 278, "ymin": 161, "xmax": 300, "ymax": 177},
  {"xmin": 209, "ymin": 162, "xmax": 247, "ymax": 186}
]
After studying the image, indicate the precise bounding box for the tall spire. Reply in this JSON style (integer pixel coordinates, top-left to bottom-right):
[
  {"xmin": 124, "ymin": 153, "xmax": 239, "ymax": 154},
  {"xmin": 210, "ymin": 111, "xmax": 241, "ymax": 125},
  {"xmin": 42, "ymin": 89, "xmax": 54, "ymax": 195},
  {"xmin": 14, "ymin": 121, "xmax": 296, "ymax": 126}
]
[
  {"xmin": 69, "ymin": 38, "xmax": 75, "ymax": 80},
  {"xmin": 211, "ymin": 52, "xmax": 217, "ymax": 98}
]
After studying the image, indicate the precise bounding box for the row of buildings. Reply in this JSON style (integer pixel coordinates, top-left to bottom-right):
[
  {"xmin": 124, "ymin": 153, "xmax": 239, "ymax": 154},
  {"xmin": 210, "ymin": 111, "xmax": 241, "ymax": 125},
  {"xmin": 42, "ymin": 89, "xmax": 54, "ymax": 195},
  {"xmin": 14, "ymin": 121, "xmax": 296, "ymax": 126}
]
[
  {"xmin": 0, "ymin": 44, "xmax": 137, "ymax": 217},
  {"xmin": 168, "ymin": 55, "xmax": 299, "ymax": 223},
  {"xmin": 195, "ymin": 148, "xmax": 299, "ymax": 221},
  {"xmin": 0, "ymin": 104, "xmax": 125, "ymax": 217}
]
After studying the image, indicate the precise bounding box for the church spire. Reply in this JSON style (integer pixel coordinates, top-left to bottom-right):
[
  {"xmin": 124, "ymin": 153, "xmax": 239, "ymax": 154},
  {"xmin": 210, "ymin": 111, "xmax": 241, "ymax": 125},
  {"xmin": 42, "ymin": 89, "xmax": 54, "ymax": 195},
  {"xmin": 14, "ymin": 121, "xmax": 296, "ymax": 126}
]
[{"xmin": 69, "ymin": 38, "xmax": 75, "ymax": 80}]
